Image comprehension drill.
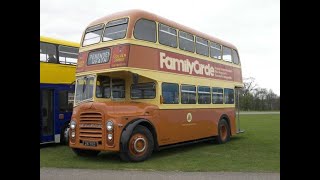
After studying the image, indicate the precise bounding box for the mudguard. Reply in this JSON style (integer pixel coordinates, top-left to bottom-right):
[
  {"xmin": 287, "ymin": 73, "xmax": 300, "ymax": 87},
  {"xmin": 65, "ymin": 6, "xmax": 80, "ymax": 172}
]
[
  {"xmin": 220, "ymin": 114, "xmax": 230, "ymax": 123},
  {"xmin": 120, "ymin": 119, "xmax": 148, "ymax": 152}
]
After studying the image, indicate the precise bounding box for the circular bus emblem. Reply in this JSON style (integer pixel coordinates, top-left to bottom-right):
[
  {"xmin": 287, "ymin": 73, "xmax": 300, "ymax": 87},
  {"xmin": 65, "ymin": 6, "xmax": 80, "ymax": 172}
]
[{"xmin": 187, "ymin": 113, "xmax": 192, "ymax": 122}]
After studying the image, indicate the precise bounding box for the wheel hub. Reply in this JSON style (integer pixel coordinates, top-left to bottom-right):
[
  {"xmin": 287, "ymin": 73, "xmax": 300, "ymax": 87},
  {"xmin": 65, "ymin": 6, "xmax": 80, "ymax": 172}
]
[{"xmin": 133, "ymin": 137, "xmax": 146, "ymax": 153}]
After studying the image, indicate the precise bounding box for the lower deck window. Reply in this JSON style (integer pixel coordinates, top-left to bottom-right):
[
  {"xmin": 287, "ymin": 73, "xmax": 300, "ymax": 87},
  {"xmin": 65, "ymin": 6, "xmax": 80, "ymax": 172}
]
[
  {"xmin": 96, "ymin": 76, "xmax": 125, "ymax": 98},
  {"xmin": 224, "ymin": 88, "xmax": 234, "ymax": 104},
  {"xmin": 131, "ymin": 83, "xmax": 156, "ymax": 99},
  {"xmin": 181, "ymin": 85, "xmax": 196, "ymax": 104},
  {"xmin": 212, "ymin": 87, "xmax": 223, "ymax": 104},
  {"xmin": 162, "ymin": 83, "xmax": 179, "ymax": 104},
  {"xmin": 198, "ymin": 86, "xmax": 211, "ymax": 104},
  {"xmin": 59, "ymin": 90, "xmax": 74, "ymax": 112}
]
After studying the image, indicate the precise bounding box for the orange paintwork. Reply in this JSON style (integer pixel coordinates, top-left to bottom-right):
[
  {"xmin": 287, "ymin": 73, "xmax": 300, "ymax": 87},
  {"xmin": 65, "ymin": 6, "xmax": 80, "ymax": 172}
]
[
  {"xmin": 70, "ymin": 101, "xmax": 158, "ymax": 151},
  {"xmin": 70, "ymin": 10, "xmax": 241, "ymax": 153},
  {"xmin": 156, "ymin": 108, "xmax": 236, "ymax": 145},
  {"xmin": 69, "ymin": 101, "xmax": 235, "ymax": 151}
]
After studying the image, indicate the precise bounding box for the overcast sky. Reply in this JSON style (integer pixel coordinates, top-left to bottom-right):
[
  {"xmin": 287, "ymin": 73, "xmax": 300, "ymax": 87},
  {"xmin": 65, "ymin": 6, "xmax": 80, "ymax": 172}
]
[{"xmin": 40, "ymin": 0, "xmax": 280, "ymax": 95}]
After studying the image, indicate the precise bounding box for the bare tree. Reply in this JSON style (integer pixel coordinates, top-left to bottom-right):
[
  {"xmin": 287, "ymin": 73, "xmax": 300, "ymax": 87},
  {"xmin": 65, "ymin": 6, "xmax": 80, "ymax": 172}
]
[
  {"xmin": 242, "ymin": 77, "xmax": 258, "ymax": 96},
  {"xmin": 239, "ymin": 77, "xmax": 280, "ymax": 111}
]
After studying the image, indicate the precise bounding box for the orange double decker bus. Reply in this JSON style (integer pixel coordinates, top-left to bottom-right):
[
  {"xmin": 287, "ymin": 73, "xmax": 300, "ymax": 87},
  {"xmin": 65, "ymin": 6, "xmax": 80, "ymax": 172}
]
[{"xmin": 69, "ymin": 10, "xmax": 243, "ymax": 162}]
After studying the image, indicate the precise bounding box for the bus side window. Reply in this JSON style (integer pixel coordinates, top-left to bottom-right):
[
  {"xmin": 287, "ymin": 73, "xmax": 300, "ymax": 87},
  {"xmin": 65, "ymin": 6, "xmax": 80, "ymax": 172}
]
[
  {"xmin": 40, "ymin": 42, "xmax": 56, "ymax": 62},
  {"xmin": 162, "ymin": 83, "xmax": 179, "ymax": 104},
  {"xmin": 59, "ymin": 45, "xmax": 79, "ymax": 65},
  {"xmin": 163, "ymin": 92, "xmax": 171, "ymax": 103},
  {"xmin": 181, "ymin": 85, "xmax": 196, "ymax": 104},
  {"xmin": 59, "ymin": 90, "xmax": 74, "ymax": 112},
  {"xmin": 224, "ymin": 88, "xmax": 234, "ymax": 104},
  {"xmin": 68, "ymin": 103, "xmax": 73, "ymax": 110}
]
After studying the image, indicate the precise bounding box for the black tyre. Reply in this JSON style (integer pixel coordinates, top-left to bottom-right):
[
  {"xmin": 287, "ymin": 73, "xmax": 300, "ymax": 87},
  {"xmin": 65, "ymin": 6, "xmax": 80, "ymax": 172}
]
[
  {"xmin": 60, "ymin": 123, "xmax": 70, "ymax": 145},
  {"xmin": 72, "ymin": 148, "xmax": 100, "ymax": 157},
  {"xmin": 120, "ymin": 125, "xmax": 154, "ymax": 162},
  {"xmin": 215, "ymin": 119, "xmax": 230, "ymax": 144}
]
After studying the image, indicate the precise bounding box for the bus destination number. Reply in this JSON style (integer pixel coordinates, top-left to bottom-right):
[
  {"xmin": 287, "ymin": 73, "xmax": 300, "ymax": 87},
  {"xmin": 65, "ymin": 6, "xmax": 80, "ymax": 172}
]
[{"xmin": 87, "ymin": 49, "xmax": 110, "ymax": 65}]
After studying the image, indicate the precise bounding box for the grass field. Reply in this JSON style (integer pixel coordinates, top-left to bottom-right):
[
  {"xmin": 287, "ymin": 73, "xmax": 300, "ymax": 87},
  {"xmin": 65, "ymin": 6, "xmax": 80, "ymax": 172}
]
[{"xmin": 40, "ymin": 114, "xmax": 280, "ymax": 172}]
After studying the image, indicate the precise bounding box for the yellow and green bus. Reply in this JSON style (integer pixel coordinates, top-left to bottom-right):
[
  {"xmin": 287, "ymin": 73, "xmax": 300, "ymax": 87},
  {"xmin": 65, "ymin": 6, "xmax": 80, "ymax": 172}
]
[
  {"xmin": 69, "ymin": 10, "xmax": 243, "ymax": 161},
  {"xmin": 40, "ymin": 36, "xmax": 79, "ymax": 144}
]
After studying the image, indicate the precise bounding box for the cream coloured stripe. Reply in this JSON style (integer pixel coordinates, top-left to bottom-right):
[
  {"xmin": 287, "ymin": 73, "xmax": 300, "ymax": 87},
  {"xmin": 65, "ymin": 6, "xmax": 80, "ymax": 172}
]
[{"xmin": 76, "ymin": 67, "xmax": 243, "ymax": 88}]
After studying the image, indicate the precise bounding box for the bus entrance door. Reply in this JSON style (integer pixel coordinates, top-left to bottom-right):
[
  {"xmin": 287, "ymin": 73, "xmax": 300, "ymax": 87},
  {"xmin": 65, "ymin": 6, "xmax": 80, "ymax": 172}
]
[
  {"xmin": 40, "ymin": 89, "xmax": 55, "ymax": 143},
  {"xmin": 56, "ymin": 88, "xmax": 74, "ymax": 144},
  {"xmin": 235, "ymin": 88, "xmax": 245, "ymax": 134}
]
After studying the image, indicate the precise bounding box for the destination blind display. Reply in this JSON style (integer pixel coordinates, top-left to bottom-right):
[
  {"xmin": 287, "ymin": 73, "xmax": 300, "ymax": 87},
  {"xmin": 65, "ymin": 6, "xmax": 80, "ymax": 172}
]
[{"xmin": 87, "ymin": 49, "xmax": 110, "ymax": 65}]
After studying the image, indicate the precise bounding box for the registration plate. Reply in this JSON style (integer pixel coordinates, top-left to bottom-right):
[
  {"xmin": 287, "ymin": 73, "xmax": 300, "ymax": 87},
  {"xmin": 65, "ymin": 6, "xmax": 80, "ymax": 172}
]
[{"xmin": 83, "ymin": 141, "xmax": 97, "ymax": 147}]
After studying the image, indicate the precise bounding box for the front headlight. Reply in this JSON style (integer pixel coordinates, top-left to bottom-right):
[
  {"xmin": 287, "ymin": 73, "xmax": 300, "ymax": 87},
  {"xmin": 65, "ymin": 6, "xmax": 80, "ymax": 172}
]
[
  {"xmin": 71, "ymin": 132, "xmax": 76, "ymax": 138},
  {"xmin": 108, "ymin": 133, "xmax": 113, "ymax": 140},
  {"xmin": 106, "ymin": 120, "xmax": 113, "ymax": 131},
  {"xmin": 70, "ymin": 120, "xmax": 76, "ymax": 130}
]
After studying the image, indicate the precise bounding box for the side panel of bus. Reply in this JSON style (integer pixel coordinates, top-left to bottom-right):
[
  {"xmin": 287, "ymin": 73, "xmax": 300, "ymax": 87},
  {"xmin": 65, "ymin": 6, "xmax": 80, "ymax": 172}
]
[
  {"xmin": 157, "ymin": 108, "xmax": 235, "ymax": 146},
  {"xmin": 40, "ymin": 84, "xmax": 74, "ymax": 144}
]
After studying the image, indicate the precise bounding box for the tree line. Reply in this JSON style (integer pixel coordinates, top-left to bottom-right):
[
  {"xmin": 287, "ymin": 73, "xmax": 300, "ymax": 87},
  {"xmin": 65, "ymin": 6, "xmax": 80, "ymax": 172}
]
[{"xmin": 237, "ymin": 77, "xmax": 280, "ymax": 111}]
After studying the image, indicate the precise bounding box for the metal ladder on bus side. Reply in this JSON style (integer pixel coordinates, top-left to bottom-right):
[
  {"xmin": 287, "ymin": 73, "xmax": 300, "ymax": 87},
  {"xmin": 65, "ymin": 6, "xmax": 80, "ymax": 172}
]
[{"xmin": 236, "ymin": 88, "xmax": 245, "ymax": 134}]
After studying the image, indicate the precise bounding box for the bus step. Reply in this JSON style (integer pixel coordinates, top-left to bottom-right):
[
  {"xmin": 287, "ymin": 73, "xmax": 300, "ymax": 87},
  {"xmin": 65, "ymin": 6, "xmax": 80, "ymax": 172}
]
[{"xmin": 236, "ymin": 130, "xmax": 245, "ymax": 134}]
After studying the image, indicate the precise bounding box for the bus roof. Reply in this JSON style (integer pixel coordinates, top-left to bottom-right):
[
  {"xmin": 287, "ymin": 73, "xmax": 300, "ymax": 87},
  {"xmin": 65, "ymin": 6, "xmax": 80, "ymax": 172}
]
[
  {"xmin": 88, "ymin": 9, "xmax": 237, "ymax": 50},
  {"xmin": 40, "ymin": 36, "xmax": 80, "ymax": 48}
]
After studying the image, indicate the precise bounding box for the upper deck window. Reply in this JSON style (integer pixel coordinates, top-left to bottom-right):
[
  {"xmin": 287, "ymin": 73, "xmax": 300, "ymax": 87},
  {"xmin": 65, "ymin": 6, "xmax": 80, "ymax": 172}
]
[
  {"xmin": 210, "ymin": 42, "xmax": 222, "ymax": 60},
  {"xmin": 40, "ymin": 42, "xmax": 57, "ymax": 63},
  {"xmin": 232, "ymin": 49, "xmax": 240, "ymax": 65},
  {"xmin": 103, "ymin": 18, "xmax": 128, "ymax": 42},
  {"xmin": 58, "ymin": 45, "xmax": 79, "ymax": 65},
  {"xmin": 159, "ymin": 23, "xmax": 177, "ymax": 48},
  {"xmin": 82, "ymin": 24, "xmax": 104, "ymax": 46},
  {"xmin": 196, "ymin": 37, "xmax": 209, "ymax": 56},
  {"xmin": 179, "ymin": 31, "xmax": 194, "ymax": 53},
  {"xmin": 223, "ymin": 46, "xmax": 232, "ymax": 62},
  {"xmin": 133, "ymin": 19, "xmax": 156, "ymax": 42}
]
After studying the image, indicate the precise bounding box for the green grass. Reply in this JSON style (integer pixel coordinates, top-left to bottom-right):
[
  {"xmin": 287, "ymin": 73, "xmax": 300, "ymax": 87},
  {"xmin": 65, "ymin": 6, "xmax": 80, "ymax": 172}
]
[{"xmin": 40, "ymin": 114, "xmax": 280, "ymax": 172}]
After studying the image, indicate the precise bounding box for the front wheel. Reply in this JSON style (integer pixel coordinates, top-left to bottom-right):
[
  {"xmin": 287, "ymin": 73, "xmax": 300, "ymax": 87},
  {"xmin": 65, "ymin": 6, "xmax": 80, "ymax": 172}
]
[
  {"xmin": 60, "ymin": 123, "xmax": 70, "ymax": 145},
  {"xmin": 215, "ymin": 119, "xmax": 230, "ymax": 144},
  {"xmin": 72, "ymin": 148, "xmax": 100, "ymax": 157},
  {"xmin": 120, "ymin": 125, "xmax": 154, "ymax": 162}
]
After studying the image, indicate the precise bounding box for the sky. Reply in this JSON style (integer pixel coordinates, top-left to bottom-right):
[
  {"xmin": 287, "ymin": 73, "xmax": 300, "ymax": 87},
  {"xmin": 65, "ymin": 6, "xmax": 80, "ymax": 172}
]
[{"xmin": 40, "ymin": 0, "xmax": 280, "ymax": 95}]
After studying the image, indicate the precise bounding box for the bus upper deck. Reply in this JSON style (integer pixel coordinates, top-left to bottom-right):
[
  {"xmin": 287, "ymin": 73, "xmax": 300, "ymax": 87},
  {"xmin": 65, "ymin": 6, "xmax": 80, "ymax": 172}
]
[{"xmin": 76, "ymin": 10, "xmax": 242, "ymax": 87}]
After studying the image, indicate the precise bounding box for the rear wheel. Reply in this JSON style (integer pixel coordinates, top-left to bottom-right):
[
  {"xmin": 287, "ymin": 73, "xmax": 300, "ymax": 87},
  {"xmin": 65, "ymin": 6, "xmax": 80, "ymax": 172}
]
[
  {"xmin": 72, "ymin": 148, "xmax": 100, "ymax": 157},
  {"xmin": 120, "ymin": 125, "xmax": 154, "ymax": 162},
  {"xmin": 215, "ymin": 119, "xmax": 230, "ymax": 144}
]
